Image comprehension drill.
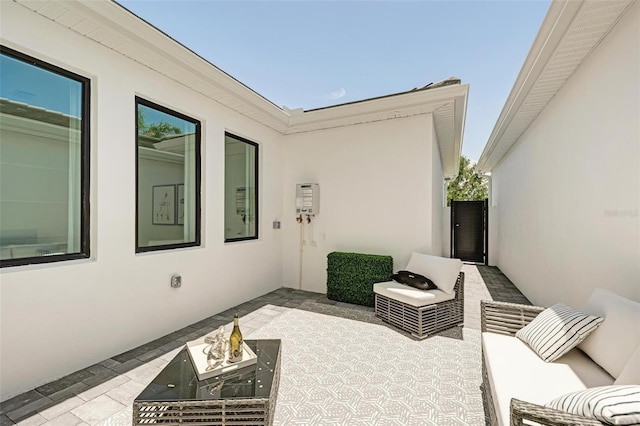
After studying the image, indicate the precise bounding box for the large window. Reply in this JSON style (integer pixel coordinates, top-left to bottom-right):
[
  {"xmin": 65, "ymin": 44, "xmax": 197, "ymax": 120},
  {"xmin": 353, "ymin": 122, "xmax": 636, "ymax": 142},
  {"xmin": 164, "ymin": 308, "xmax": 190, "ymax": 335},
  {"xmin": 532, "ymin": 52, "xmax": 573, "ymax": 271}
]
[
  {"xmin": 0, "ymin": 47, "xmax": 90, "ymax": 267},
  {"xmin": 225, "ymin": 132, "xmax": 258, "ymax": 242},
  {"xmin": 136, "ymin": 98, "xmax": 200, "ymax": 252}
]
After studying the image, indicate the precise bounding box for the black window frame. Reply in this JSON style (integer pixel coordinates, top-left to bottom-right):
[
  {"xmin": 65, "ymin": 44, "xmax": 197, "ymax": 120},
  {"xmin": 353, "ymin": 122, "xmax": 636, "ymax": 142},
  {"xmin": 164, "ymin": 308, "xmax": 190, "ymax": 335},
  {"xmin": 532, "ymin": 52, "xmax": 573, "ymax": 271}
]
[
  {"xmin": 224, "ymin": 132, "xmax": 259, "ymax": 243},
  {"xmin": 0, "ymin": 46, "xmax": 91, "ymax": 268},
  {"xmin": 135, "ymin": 97, "xmax": 202, "ymax": 253}
]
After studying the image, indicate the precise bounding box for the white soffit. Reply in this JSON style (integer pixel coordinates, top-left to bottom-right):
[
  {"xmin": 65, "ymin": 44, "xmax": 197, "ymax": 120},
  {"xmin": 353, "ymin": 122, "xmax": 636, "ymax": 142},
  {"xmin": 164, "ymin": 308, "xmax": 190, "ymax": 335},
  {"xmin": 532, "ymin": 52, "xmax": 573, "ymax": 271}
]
[
  {"xmin": 476, "ymin": 0, "xmax": 634, "ymax": 174},
  {"xmin": 11, "ymin": 0, "xmax": 468, "ymax": 176}
]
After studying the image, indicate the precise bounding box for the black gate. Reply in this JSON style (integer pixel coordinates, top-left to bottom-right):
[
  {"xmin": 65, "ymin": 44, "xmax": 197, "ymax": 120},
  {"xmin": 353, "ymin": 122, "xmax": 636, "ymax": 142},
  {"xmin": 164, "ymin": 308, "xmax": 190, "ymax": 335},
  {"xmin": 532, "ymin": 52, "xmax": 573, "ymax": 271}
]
[{"xmin": 451, "ymin": 200, "xmax": 487, "ymax": 264}]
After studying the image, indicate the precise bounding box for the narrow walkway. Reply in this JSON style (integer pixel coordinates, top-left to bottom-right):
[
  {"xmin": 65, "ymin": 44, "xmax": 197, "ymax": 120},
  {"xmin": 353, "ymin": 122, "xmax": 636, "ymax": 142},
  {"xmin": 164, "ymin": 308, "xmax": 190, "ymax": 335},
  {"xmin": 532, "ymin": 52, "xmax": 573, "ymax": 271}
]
[
  {"xmin": 464, "ymin": 264, "xmax": 530, "ymax": 329},
  {"xmin": 0, "ymin": 265, "xmax": 528, "ymax": 425}
]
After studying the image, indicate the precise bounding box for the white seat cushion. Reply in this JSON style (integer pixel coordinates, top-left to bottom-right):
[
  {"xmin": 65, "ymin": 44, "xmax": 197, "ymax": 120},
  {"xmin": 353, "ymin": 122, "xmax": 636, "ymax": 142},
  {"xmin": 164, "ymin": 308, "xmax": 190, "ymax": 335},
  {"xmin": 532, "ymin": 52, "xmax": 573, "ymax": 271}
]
[
  {"xmin": 373, "ymin": 281, "xmax": 455, "ymax": 307},
  {"xmin": 482, "ymin": 331, "xmax": 614, "ymax": 426},
  {"xmin": 578, "ymin": 288, "xmax": 640, "ymax": 379}
]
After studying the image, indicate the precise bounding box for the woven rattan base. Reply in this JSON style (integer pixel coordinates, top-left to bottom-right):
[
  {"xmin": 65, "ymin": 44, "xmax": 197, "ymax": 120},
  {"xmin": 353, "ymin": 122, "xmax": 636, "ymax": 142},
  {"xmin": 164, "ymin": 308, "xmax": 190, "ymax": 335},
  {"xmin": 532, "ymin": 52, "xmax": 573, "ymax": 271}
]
[
  {"xmin": 133, "ymin": 399, "xmax": 275, "ymax": 425},
  {"xmin": 133, "ymin": 340, "xmax": 281, "ymax": 426},
  {"xmin": 374, "ymin": 272, "xmax": 464, "ymax": 339},
  {"xmin": 482, "ymin": 354, "xmax": 498, "ymax": 426}
]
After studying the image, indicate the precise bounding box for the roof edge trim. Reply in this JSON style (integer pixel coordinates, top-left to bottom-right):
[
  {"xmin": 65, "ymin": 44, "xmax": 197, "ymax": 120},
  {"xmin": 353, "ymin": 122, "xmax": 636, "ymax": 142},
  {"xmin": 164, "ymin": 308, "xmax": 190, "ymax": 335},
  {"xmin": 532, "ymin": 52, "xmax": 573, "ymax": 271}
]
[{"xmin": 477, "ymin": 0, "xmax": 581, "ymax": 173}]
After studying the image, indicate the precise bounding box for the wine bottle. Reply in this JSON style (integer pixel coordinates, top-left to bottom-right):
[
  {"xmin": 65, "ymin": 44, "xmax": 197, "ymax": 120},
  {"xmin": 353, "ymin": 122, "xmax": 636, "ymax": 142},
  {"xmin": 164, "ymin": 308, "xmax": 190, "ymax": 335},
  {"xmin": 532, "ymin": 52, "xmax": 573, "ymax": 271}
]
[{"xmin": 228, "ymin": 313, "xmax": 243, "ymax": 363}]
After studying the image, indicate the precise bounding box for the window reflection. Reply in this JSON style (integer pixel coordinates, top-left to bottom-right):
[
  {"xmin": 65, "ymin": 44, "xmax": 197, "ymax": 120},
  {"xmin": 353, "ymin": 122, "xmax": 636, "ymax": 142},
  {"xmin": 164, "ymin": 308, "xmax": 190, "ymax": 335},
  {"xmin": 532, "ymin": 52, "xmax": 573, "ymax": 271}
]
[
  {"xmin": 225, "ymin": 133, "xmax": 258, "ymax": 242},
  {"xmin": 136, "ymin": 99, "xmax": 200, "ymax": 251},
  {"xmin": 0, "ymin": 47, "xmax": 89, "ymax": 266}
]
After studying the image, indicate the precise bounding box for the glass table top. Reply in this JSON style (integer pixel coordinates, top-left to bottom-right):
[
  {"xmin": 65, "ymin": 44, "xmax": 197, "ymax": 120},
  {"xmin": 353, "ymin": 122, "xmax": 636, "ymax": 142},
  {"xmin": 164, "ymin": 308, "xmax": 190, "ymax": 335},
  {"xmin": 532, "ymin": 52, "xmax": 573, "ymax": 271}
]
[{"xmin": 134, "ymin": 339, "xmax": 281, "ymax": 402}]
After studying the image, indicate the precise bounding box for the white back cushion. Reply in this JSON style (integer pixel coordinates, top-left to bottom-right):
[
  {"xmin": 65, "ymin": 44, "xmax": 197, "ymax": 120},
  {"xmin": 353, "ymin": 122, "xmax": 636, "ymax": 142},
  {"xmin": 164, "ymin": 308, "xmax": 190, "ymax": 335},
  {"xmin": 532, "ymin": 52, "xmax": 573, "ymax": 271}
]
[
  {"xmin": 615, "ymin": 345, "xmax": 640, "ymax": 385},
  {"xmin": 579, "ymin": 288, "xmax": 640, "ymax": 379},
  {"xmin": 405, "ymin": 252, "xmax": 462, "ymax": 294}
]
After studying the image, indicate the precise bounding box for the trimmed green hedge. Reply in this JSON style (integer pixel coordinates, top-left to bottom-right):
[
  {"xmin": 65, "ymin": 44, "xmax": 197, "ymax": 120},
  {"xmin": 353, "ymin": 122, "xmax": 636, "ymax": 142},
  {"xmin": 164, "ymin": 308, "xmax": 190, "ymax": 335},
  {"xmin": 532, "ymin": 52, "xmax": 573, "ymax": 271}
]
[{"xmin": 326, "ymin": 252, "xmax": 393, "ymax": 307}]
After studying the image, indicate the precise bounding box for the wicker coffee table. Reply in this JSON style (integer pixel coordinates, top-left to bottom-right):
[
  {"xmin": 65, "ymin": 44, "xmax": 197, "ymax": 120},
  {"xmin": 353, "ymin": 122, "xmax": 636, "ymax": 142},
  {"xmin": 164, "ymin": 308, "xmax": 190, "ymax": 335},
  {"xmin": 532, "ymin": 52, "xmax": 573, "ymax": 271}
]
[{"xmin": 133, "ymin": 339, "xmax": 281, "ymax": 425}]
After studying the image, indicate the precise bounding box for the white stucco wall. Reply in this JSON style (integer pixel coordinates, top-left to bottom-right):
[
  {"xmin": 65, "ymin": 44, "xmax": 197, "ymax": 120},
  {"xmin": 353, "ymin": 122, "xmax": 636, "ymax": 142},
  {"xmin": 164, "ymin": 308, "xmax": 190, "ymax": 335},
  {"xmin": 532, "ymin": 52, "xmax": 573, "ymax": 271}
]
[
  {"xmin": 431, "ymin": 122, "xmax": 445, "ymax": 256},
  {"xmin": 487, "ymin": 177, "xmax": 499, "ymax": 266},
  {"xmin": 491, "ymin": 1, "xmax": 639, "ymax": 307},
  {"xmin": 281, "ymin": 114, "xmax": 438, "ymax": 293},
  {"xmin": 487, "ymin": 206, "xmax": 499, "ymax": 266},
  {"xmin": 442, "ymin": 206, "xmax": 451, "ymax": 258},
  {"xmin": 0, "ymin": 2, "xmax": 284, "ymax": 400}
]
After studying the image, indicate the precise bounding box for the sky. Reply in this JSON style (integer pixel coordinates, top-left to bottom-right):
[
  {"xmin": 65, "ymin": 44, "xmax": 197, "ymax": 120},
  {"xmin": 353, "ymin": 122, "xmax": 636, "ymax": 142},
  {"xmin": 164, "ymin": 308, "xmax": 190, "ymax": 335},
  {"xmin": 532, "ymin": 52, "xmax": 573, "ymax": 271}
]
[
  {"xmin": 1, "ymin": 52, "xmax": 84, "ymax": 116},
  {"xmin": 117, "ymin": 0, "xmax": 551, "ymax": 162}
]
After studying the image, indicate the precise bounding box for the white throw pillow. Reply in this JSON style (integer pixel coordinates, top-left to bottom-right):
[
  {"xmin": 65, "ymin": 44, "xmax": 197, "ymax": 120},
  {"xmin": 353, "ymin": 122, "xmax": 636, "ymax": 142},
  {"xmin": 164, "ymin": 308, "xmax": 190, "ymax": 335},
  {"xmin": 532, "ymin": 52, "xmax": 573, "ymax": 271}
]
[
  {"xmin": 516, "ymin": 303, "xmax": 603, "ymax": 362},
  {"xmin": 546, "ymin": 385, "xmax": 640, "ymax": 425},
  {"xmin": 404, "ymin": 252, "xmax": 462, "ymax": 294},
  {"xmin": 579, "ymin": 288, "xmax": 640, "ymax": 379},
  {"xmin": 615, "ymin": 345, "xmax": 640, "ymax": 385}
]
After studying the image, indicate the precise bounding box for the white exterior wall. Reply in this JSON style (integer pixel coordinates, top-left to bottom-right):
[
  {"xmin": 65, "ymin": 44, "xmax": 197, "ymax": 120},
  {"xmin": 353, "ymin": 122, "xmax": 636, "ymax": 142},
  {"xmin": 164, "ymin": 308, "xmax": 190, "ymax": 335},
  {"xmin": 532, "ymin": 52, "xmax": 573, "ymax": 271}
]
[
  {"xmin": 431, "ymin": 122, "xmax": 445, "ymax": 257},
  {"xmin": 0, "ymin": 2, "xmax": 284, "ymax": 400},
  {"xmin": 487, "ymin": 177, "xmax": 499, "ymax": 266},
  {"xmin": 491, "ymin": 1, "xmax": 639, "ymax": 307},
  {"xmin": 281, "ymin": 114, "xmax": 438, "ymax": 293},
  {"xmin": 442, "ymin": 206, "xmax": 451, "ymax": 258}
]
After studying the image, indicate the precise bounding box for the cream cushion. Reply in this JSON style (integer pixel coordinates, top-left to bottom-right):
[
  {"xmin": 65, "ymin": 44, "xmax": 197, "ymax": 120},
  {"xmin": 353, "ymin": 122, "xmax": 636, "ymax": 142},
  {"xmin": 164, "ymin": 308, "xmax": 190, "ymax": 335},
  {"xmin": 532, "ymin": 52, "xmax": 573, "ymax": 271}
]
[
  {"xmin": 482, "ymin": 331, "xmax": 614, "ymax": 426},
  {"xmin": 615, "ymin": 344, "xmax": 640, "ymax": 385},
  {"xmin": 373, "ymin": 281, "xmax": 455, "ymax": 307},
  {"xmin": 405, "ymin": 252, "xmax": 462, "ymax": 294},
  {"xmin": 578, "ymin": 288, "xmax": 640, "ymax": 378}
]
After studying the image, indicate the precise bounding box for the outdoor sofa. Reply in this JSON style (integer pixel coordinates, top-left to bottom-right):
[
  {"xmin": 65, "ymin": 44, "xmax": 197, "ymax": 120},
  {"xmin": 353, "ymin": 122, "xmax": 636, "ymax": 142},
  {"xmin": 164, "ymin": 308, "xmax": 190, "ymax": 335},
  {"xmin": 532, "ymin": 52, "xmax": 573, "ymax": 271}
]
[{"xmin": 481, "ymin": 288, "xmax": 640, "ymax": 426}]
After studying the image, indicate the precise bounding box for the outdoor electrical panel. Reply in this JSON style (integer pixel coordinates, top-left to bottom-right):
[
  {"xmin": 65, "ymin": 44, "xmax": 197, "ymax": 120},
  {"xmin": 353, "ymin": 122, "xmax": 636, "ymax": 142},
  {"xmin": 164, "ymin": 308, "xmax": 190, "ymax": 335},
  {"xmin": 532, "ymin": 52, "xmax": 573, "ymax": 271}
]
[{"xmin": 296, "ymin": 183, "xmax": 320, "ymax": 215}]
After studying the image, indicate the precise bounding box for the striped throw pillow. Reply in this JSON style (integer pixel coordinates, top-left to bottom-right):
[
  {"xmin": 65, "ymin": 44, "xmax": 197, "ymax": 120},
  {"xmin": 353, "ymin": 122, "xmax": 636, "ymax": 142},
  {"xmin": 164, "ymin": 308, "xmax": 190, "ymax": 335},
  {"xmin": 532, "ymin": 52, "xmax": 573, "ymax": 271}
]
[
  {"xmin": 515, "ymin": 303, "xmax": 603, "ymax": 362},
  {"xmin": 546, "ymin": 385, "xmax": 640, "ymax": 425}
]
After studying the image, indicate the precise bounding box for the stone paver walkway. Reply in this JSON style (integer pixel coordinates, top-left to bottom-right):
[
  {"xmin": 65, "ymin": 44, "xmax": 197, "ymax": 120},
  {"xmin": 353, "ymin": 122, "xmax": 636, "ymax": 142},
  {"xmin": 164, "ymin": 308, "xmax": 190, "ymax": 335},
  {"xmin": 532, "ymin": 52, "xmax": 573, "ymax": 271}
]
[{"xmin": 0, "ymin": 265, "xmax": 528, "ymax": 425}]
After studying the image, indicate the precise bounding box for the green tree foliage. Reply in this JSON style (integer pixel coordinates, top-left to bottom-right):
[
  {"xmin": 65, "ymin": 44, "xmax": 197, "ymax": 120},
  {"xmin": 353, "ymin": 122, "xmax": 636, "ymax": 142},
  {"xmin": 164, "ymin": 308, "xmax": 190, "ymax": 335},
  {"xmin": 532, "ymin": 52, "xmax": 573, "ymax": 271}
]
[
  {"xmin": 447, "ymin": 155, "xmax": 488, "ymax": 206},
  {"xmin": 142, "ymin": 122, "xmax": 181, "ymax": 138},
  {"xmin": 137, "ymin": 108, "xmax": 181, "ymax": 138}
]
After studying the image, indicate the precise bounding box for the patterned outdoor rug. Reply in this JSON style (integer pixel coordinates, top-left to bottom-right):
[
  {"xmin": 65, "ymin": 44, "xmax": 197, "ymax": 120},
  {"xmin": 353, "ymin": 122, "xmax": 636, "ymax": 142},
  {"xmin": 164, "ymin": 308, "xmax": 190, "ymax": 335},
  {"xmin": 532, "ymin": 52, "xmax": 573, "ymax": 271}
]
[{"xmin": 247, "ymin": 308, "xmax": 485, "ymax": 425}]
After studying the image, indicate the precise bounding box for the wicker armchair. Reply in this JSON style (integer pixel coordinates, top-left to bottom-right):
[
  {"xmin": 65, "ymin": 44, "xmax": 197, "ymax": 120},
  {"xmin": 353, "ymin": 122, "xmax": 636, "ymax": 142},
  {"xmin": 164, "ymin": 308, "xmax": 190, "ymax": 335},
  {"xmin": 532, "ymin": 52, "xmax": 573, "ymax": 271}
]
[
  {"xmin": 375, "ymin": 272, "xmax": 464, "ymax": 339},
  {"xmin": 480, "ymin": 300, "xmax": 607, "ymax": 426}
]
